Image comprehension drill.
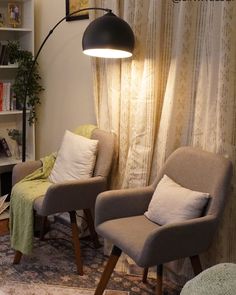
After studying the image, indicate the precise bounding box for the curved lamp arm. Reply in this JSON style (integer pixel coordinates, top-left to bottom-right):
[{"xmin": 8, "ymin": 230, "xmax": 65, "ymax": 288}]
[
  {"xmin": 22, "ymin": 7, "xmax": 134, "ymax": 162},
  {"xmin": 33, "ymin": 7, "xmax": 112, "ymax": 67},
  {"xmin": 21, "ymin": 7, "xmax": 112, "ymax": 162}
]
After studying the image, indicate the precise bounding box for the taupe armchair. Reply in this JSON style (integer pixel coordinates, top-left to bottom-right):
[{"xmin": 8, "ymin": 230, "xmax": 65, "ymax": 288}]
[
  {"xmin": 12, "ymin": 128, "xmax": 115, "ymax": 275},
  {"xmin": 94, "ymin": 147, "xmax": 233, "ymax": 295}
]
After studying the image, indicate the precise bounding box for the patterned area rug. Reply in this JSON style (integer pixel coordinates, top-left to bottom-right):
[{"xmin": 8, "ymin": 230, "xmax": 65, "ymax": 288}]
[
  {"xmin": 0, "ymin": 281, "xmax": 126, "ymax": 295},
  {"xmin": 0, "ymin": 282, "xmax": 126, "ymax": 295},
  {"xmin": 0, "ymin": 221, "xmax": 156, "ymax": 295}
]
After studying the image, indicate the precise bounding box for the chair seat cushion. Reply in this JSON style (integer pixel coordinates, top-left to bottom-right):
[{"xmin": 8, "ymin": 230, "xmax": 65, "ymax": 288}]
[
  {"xmin": 144, "ymin": 175, "xmax": 210, "ymax": 225},
  {"xmin": 49, "ymin": 130, "xmax": 98, "ymax": 183},
  {"xmin": 96, "ymin": 215, "xmax": 160, "ymax": 266}
]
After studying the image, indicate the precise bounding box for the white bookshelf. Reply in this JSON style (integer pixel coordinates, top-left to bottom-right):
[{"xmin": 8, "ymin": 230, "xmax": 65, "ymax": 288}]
[
  {"xmin": 0, "ymin": 110, "xmax": 35, "ymax": 173},
  {"xmin": 0, "ymin": 27, "xmax": 32, "ymax": 32},
  {"xmin": 0, "ymin": 110, "xmax": 28, "ymax": 115},
  {"xmin": 0, "ymin": 64, "xmax": 18, "ymax": 69},
  {"xmin": 0, "ymin": 0, "xmax": 35, "ymax": 174}
]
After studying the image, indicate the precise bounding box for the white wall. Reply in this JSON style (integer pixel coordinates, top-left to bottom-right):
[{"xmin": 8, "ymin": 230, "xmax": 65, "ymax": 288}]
[{"xmin": 34, "ymin": 0, "xmax": 96, "ymax": 158}]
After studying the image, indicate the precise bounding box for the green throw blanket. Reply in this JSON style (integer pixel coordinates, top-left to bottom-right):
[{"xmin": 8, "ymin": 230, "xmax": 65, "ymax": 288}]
[
  {"xmin": 10, "ymin": 124, "xmax": 97, "ymax": 255},
  {"xmin": 10, "ymin": 154, "xmax": 56, "ymax": 254}
]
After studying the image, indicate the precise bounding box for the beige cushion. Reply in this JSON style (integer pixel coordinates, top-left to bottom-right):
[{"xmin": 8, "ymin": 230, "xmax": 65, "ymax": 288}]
[
  {"xmin": 144, "ymin": 175, "xmax": 210, "ymax": 225},
  {"xmin": 49, "ymin": 130, "xmax": 98, "ymax": 183}
]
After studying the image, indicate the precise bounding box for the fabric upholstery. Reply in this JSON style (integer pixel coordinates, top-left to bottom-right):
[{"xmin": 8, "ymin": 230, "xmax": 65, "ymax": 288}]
[
  {"xmin": 49, "ymin": 130, "xmax": 98, "ymax": 183},
  {"xmin": 12, "ymin": 160, "xmax": 42, "ymax": 186},
  {"xmin": 95, "ymin": 147, "xmax": 233, "ymax": 268},
  {"xmin": 95, "ymin": 186, "xmax": 154, "ymax": 226},
  {"xmin": 12, "ymin": 128, "xmax": 115, "ymax": 217},
  {"xmin": 91, "ymin": 129, "xmax": 115, "ymax": 178},
  {"xmin": 34, "ymin": 177, "xmax": 106, "ymax": 216},
  {"xmin": 153, "ymin": 147, "xmax": 233, "ymax": 218},
  {"xmin": 144, "ymin": 175, "xmax": 210, "ymax": 225},
  {"xmin": 97, "ymin": 215, "xmax": 160, "ymax": 264}
]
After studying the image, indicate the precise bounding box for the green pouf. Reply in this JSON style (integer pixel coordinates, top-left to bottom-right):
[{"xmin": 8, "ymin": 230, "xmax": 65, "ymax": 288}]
[{"xmin": 181, "ymin": 263, "xmax": 236, "ymax": 295}]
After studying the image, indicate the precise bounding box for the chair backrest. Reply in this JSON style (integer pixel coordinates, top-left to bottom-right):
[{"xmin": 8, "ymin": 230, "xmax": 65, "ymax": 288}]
[
  {"xmin": 154, "ymin": 147, "xmax": 233, "ymax": 219},
  {"xmin": 91, "ymin": 129, "xmax": 115, "ymax": 179}
]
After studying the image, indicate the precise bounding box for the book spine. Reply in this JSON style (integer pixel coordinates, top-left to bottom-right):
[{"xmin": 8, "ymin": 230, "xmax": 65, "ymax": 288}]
[
  {"xmin": 0, "ymin": 41, "xmax": 9, "ymax": 66},
  {"xmin": 2, "ymin": 83, "xmax": 7, "ymax": 111},
  {"xmin": 0, "ymin": 138, "xmax": 12, "ymax": 157},
  {"xmin": 0, "ymin": 82, "xmax": 3, "ymax": 111},
  {"xmin": 10, "ymin": 95, "xmax": 17, "ymax": 110},
  {"xmin": 0, "ymin": 44, "xmax": 7, "ymax": 65},
  {"xmin": 3, "ymin": 82, "xmax": 11, "ymax": 111},
  {"xmin": 7, "ymin": 82, "xmax": 11, "ymax": 111}
]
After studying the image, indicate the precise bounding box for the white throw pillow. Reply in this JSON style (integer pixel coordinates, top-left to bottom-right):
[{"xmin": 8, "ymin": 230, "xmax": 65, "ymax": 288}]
[
  {"xmin": 144, "ymin": 175, "xmax": 210, "ymax": 225},
  {"xmin": 49, "ymin": 130, "xmax": 98, "ymax": 183}
]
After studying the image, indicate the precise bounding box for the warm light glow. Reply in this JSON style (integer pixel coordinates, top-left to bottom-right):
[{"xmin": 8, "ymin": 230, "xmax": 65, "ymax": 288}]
[{"xmin": 83, "ymin": 48, "xmax": 132, "ymax": 58}]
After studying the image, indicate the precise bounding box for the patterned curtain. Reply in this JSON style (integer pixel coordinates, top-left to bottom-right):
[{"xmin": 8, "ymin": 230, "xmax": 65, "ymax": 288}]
[{"xmin": 90, "ymin": 0, "xmax": 236, "ymax": 292}]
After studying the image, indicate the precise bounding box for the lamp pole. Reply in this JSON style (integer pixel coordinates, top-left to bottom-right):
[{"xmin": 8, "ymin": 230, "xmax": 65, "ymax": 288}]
[{"xmin": 21, "ymin": 7, "xmax": 112, "ymax": 162}]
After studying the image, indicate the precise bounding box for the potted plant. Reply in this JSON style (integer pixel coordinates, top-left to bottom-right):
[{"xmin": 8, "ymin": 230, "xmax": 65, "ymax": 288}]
[
  {"xmin": 7, "ymin": 128, "xmax": 22, "ymax": 159},
  {"xmin": 7, "ymin": 40, "xmax": 44, "ymax": 124},
  {"xmin": 7, "ymin": 128, "xmax": 22, "ymax": 145}
]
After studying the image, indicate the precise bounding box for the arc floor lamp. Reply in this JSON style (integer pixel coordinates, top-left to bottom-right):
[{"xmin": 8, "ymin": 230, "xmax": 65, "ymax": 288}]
[{"xmin": 22, "ymin": 7, "xmax": 135, "ymax": 161}]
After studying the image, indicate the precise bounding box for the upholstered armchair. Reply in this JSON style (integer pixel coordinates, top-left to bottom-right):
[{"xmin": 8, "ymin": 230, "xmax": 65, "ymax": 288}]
[
  {"xmin": 94, "ymin": 147, "xmax": 233, "ymax": 294},
  {"xmin": 12, "ymin": 128, "xmax": 115, "ymax": 276}
]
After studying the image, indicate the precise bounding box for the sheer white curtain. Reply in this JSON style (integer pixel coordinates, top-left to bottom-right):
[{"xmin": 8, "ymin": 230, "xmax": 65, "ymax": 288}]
[
  {"xmin": 90, "ymin": 0, "xmax": 236, "ymax": 290},
  {"xmin": 90, "ymin": 0, "xmax": 169, "ymax": 188}
]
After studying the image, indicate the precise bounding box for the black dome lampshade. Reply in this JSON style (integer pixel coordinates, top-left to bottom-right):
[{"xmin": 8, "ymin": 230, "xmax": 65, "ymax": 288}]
[
  {"xmin": 82, "ymin": 12, "xmax": 135, "ymax": 58},
  {"xmin": 21, "ymin": 8, "xmax": 134, "ymax": 162}
]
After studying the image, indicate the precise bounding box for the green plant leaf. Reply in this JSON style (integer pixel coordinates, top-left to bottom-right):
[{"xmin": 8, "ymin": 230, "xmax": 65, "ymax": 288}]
[{"xmin": 7, "ymin": 40, "xmax": 44, "ymax": 124}]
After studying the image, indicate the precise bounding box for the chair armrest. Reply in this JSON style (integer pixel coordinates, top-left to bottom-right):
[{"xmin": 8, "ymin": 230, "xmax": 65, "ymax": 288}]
[
  {"xmin": 95, "ymin": 186, "xmax": 154, "ymax": 227},
  {"xmin": 39, "ymin": 176, "xmax": 107, "ymax": 215},
  {"xmin": 12, "ymin": 160, "xmax": 42, "ymax": 186},
  {"xmin": 140, "ymin": 214, "xmax": 217, "ymax": 267}
]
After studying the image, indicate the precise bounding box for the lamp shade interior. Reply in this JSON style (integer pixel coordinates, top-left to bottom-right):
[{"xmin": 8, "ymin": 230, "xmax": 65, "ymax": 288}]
[{"xmin": 82, "ymin": 12, "xmax": 135, "ymax": 58}]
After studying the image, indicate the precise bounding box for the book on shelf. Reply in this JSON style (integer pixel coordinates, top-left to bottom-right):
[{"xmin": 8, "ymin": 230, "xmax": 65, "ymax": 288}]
[
  {"xmin": 0, "ymin": 137, "xmax": 12, "ymax": 157},
  {"xmin": 0, "ymin": 82, "xmax": 3, "ymax": 111},
  {"xmin": 0, "ymin": 81, "xmax": 12, "ymax": 111},
  {"xmin": 0, "ymin": 41, "xmax": 8, "ymax": 65},
  {"xmin": 0, "ymin": 194, "xmax": 10, "ymax": 217}
]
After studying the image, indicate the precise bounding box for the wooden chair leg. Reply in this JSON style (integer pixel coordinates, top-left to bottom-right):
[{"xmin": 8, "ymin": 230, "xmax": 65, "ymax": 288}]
[
  {"xmin": 94, "ymin": 246, "xmax": 122, "ymax": 295},
  {"xmin": 156, "ymin": 264, "xmax": 163, "ymax": 295},
  {"xmin": 190, "ymin": 255, "xmax": 202, "ymax": 275},
  {"xmin": 83, "ymin": 209, "xmax": 101, "ymax": 248},
  {"xmin": 13, "ymin": 250, "xmax": 22, "ymax": 264},
  {"xmin": 69, "ymin": 211, "xmax": 83, "ymax": 275},
  {"xmin": 40, "ymin": 216, "xmax": 48, "ymax": 241},
  {"xmin": 142, "ymin": 267, "xmax": 149, "ymax": 283}
]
